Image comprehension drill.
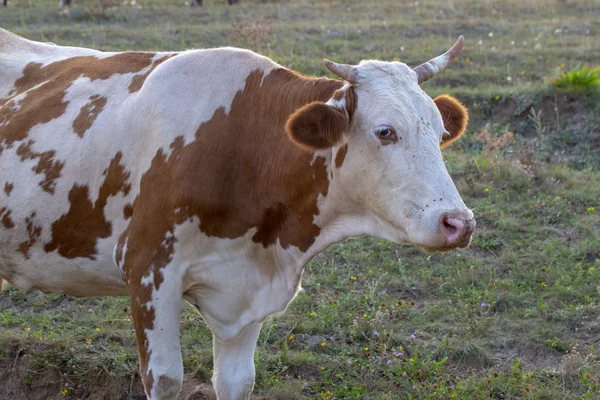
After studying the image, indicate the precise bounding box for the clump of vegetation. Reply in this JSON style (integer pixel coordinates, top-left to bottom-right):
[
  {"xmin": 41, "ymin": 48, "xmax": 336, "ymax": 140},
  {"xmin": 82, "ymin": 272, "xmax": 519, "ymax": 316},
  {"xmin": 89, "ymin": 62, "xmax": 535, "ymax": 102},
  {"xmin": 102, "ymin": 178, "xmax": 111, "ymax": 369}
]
[
  {"xmin": 473, "ymin": 124, "xmax": 515, "ymax": 156},
  {"xmin": 549, "ymin": 65, "xmax": 600, "ymax": 90}
]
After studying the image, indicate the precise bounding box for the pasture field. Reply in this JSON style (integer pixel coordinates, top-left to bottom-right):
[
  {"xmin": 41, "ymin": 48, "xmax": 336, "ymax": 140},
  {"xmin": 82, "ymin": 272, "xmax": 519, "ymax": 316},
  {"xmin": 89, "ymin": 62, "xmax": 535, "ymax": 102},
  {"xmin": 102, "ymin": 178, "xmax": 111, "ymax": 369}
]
[{"xmin": 1, "ymin": 0, "xmax": 599, "ymax": 398}]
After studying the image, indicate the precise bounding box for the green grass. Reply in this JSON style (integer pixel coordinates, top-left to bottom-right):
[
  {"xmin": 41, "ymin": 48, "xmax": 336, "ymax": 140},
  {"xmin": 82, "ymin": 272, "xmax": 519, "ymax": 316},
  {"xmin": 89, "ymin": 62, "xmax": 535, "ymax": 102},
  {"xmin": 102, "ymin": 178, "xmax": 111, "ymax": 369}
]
[
  {"xmin": 1, "ymin": 0, "xmax": 600, "ymax": 399},
  {"xmin": 549, "ymin": 65, "xmax": 600, "ymax": 90}
]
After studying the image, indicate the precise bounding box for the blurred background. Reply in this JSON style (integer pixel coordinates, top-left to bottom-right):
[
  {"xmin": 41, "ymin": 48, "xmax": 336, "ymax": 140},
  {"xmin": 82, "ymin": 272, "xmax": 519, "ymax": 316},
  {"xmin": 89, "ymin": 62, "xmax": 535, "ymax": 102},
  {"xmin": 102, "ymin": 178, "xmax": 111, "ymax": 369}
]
[{"xmin": 0, "ymin": 1, "xmax": 599, "ymax": 399}]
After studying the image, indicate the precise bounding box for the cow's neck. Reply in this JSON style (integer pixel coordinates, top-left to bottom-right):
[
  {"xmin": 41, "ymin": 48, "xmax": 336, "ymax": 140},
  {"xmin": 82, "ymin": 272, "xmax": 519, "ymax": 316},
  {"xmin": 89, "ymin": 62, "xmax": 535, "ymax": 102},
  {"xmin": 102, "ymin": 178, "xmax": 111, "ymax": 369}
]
[
  {"xmin": 253, "ymin": 69, "xmax": 366, "ymax": 266},
  {"xmin": 241, "ymin": 68, "xmax": 346, "ymax": 256},
  {"xmin": 299, "ymin": 154, "xmax": 370, "ymax": 263}
]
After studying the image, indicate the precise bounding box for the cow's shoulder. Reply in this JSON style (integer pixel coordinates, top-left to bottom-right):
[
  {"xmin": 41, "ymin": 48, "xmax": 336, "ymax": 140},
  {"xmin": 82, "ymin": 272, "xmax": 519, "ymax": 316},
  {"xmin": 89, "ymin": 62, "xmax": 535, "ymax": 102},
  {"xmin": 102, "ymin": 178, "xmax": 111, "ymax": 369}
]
[
  {"xmin": 138, "ymin": 47, "xmax": 281, "ymax": 97},
  {"xmin": 163, "ymin": 46, "xmax": 282, "ymax": 73}
]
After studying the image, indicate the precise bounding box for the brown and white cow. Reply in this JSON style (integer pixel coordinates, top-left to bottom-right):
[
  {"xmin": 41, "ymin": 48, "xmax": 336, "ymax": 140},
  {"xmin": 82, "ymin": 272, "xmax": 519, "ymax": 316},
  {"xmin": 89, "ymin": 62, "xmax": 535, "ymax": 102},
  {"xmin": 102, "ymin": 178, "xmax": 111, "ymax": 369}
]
[{"xmin": 0, "ymin": 28, "xmax": 474, "ymax": 399}]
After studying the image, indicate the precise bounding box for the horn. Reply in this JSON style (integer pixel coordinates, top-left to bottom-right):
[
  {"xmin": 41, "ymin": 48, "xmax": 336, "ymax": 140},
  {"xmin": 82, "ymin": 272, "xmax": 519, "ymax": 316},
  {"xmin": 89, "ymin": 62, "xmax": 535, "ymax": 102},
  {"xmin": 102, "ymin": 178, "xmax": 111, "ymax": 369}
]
[
  {"xmin": 413, "ymin": 35, "xmax": 465, "ymax": 84},
  {"xmin": 324, "ymin": 59, "xmax": 357, "ymax": 82}
]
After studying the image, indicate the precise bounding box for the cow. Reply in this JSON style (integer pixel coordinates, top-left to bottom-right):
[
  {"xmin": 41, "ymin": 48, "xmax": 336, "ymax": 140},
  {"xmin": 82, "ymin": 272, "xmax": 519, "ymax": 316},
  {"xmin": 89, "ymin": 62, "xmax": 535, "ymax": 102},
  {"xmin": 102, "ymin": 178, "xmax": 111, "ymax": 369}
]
[{"xmin": 0, "ymin": 27, "xmax": 475, "ymax": 400}]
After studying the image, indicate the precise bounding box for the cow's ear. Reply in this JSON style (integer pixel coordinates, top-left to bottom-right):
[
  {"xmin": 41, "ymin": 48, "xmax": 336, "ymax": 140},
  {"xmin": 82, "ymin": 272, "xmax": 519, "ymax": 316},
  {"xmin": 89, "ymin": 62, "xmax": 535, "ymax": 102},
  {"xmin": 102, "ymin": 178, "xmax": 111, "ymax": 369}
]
[
  {"xmin": 286, "ymin": 102, "xmax": 348, "ymax": 151},
  {"xmin": 434, "ymin": 95, "xmax": 468, "ymax": 149}
]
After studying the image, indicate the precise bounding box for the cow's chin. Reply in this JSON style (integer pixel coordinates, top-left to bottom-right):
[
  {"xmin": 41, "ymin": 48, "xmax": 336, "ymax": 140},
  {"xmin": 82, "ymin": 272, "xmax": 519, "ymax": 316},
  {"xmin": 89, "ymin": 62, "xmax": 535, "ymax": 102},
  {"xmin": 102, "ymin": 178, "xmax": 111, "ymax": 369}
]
[
  {"xmin": 376, "ymin": 231, "xmax": 466, "ymax": 253},
  {"xmin": 370, "ymin": 217, "xmax": 472, "ymax": 252}
]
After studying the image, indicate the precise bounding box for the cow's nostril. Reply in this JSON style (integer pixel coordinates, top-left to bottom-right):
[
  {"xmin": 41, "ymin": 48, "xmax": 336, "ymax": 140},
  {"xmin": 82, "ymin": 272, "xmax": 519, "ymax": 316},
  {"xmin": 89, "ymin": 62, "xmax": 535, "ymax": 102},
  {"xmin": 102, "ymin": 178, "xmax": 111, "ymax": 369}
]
[
  {"xmin": 443, "ymin": 220, "xmax": 455, "ymax": 231},
  {"xmin": 438, "ymin": 212, "xmax": 476, "ymax": 248},
  {"xmin": 440, "ymin": 215, "xmax": 466, "ymax": 244},
  {"xmin": 443, "ymin": 221, "xmax": 458, "ymax": 238}
]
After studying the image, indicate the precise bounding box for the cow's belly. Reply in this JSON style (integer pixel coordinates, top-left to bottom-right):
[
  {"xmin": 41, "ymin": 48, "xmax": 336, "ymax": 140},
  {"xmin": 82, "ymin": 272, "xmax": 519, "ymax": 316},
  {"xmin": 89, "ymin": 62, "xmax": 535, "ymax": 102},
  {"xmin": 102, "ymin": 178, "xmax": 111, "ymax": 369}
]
[
  {"xmin": 0, "ymin": 147, "xmax": 131, "ymax": 297},
  {"xmin": 0, "ymin": 169, "xmax": 131, "ymax": 297},
  {"xmin": 0, "ymin": 112, "xmax": 135, "ymax": 296},
  {"xmin": 0, "ymin": 247, "xmax": 128, "ymax": 296}
]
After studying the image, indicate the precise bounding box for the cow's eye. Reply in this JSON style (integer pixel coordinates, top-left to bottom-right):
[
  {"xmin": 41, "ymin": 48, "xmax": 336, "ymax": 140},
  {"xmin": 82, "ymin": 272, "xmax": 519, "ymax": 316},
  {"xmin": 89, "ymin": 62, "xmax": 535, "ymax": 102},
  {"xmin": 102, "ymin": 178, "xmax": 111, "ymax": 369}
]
[{"xmin": 374, "ymin": 126, "xmax": 397, "ymax": 142}]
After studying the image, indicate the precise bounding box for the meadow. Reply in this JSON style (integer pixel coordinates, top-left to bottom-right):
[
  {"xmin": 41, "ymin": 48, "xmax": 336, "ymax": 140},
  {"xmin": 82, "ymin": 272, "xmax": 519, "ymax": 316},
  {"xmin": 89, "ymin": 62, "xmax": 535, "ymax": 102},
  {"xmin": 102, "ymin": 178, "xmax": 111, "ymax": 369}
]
[{"xmin": 0, "ymin": 0, "xmax": 599, "ymax": 398}]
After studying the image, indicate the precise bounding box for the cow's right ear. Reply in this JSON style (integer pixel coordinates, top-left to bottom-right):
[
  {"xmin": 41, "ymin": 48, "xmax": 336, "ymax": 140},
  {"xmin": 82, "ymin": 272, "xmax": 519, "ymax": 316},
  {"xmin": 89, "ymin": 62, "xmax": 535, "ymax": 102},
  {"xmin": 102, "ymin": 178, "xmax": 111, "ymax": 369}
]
[{"xmin": 285, "ymin": 102, "xmax": 348, "ymax": 151}]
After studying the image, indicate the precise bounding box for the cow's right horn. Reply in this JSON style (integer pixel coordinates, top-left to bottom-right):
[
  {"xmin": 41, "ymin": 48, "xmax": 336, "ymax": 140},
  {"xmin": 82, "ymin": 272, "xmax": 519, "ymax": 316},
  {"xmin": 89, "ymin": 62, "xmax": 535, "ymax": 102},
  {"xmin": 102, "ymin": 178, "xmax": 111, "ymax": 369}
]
[{"xmin": 413, "ymin": 36, "xmax": 465, "ymax": 84}]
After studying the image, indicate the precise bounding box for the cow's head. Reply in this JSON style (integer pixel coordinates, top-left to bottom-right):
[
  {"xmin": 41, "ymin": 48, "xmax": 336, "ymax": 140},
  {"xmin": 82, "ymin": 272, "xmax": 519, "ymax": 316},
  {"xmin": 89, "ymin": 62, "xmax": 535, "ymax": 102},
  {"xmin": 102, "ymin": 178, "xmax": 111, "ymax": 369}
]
[{"xmin": 286, "ymin": 37, "xmax": 475, "ymax": 251}]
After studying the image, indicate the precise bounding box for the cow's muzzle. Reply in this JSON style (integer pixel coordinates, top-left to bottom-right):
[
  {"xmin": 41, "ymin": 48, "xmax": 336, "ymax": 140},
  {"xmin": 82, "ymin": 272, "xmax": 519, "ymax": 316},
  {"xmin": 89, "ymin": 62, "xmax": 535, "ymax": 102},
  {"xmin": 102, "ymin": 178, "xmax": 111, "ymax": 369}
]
[{"xmin": 440, "ymin": 213, "xmax": 476, "ymax": 248}]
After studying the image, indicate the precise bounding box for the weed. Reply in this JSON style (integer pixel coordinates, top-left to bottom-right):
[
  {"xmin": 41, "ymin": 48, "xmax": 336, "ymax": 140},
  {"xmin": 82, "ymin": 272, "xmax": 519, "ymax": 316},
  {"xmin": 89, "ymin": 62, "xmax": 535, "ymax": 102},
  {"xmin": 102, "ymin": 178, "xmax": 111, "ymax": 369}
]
[
  {"xmin": 528, "ymin": 106, "xmax": 546, "ymax": 138},
  {"xmin": 549, "ymin": 65, "xmax": 600, "ymax": 91},
  {"xmin": 473, "ymin": 124, "xmax": 515, "ymax": 157}
]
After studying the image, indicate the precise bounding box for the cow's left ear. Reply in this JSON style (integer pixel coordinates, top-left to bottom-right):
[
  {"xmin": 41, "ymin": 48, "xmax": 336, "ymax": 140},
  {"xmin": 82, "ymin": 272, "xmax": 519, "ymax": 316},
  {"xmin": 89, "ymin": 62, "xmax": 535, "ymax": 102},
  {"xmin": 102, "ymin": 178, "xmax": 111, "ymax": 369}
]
[
  {"xmin": 434, "ymin": 95, "xmax": 469, "ymax": 149},
  {"xmin": 285, "ymin": 102, "xmax": 349, "ymax": 151}
]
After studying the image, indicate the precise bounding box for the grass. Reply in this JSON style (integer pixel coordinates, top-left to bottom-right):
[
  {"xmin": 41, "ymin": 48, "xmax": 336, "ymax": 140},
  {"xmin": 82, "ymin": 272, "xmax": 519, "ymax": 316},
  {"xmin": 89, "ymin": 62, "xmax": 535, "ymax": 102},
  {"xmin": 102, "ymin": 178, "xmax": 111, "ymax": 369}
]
[
  {"xmin": 549, "ymin": 66, "xmax": 600, "ymax": 90},
  {"xmin": 1, "ymin": 0, "xmax": 600, "ymax": 399}
]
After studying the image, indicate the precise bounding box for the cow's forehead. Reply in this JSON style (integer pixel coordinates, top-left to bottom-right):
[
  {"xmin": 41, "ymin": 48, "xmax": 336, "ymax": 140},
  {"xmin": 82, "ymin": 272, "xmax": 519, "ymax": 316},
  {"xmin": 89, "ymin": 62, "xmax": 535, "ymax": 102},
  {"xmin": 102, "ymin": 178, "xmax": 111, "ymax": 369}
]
[
  {"xmin": 355, "ymin": 60, "xmax": 417, "ymax": 85},
  {"xmin": 351, "ymin": 60, "xmax": 444, "ymax": 132}
]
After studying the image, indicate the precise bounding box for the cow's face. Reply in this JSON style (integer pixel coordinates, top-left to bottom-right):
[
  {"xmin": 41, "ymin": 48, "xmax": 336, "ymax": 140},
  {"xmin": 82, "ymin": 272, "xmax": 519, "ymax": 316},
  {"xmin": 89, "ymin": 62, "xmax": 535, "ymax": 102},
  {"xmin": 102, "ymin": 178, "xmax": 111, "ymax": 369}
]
[
  {"xmin": 286, "ymin": 37, "xmax": 475, "ymax": 251},
  {"xmin": 335, "ymin": 71, "xmax": 473, "ymax": 251}
]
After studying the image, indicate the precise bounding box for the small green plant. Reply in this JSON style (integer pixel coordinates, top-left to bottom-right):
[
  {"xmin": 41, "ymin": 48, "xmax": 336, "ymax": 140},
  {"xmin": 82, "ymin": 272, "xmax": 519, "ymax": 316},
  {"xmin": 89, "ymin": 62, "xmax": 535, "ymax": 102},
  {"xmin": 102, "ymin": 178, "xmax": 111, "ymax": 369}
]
[
  {"xmin": 549, "ymin": 65, "xmax": 600, "ymax": 90},
  {"xmin": 528, "ymin": 106, "xmax": 546, "ymax": 137}
]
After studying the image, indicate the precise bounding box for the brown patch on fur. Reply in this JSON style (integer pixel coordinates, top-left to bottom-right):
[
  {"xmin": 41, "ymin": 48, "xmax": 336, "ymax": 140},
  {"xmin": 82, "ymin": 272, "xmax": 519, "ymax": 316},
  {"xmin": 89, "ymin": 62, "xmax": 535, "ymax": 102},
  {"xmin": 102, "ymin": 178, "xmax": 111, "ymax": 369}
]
[
  {"xmin": 44, "ymin": 152, "xmax": 131, "ymax": 259},
  {"xmin": 128, "ymin": 55, "xmax": 174, "ymax": 93},
  {"xmin": 73, "ymin": 95, "xmax": 108, "ymax": 137},
  {"xmin": 18, "ymin": 213, "xmax": 41, "ymax": 258},
  {"xmin": 1, "ymin": 52, "xmax": 155, "ymax": 152},
  {"xmin": 251, "ymin": 202, "xmax": 289, "ymax": 247},
  {"xmin": 16, "ymin": 140, "xmax": 65, "ymax": 194},
  {"xmin": 335, "ymin": 144, "xmax": 348, "ymax": 168},
  {"xmin": 434, "ymin": 94, "xmax": 469, "ymax": 149},
  {"xmin": 4, "ymin": 182, "xmax": 13, "ymax": 196},
  {"xmin": 0, "ymin": 207, "xmax": 14, "ymax": 228},
  {"xmin": 123, "ymin": 203, "xmax": 133, "ymax": 219}
]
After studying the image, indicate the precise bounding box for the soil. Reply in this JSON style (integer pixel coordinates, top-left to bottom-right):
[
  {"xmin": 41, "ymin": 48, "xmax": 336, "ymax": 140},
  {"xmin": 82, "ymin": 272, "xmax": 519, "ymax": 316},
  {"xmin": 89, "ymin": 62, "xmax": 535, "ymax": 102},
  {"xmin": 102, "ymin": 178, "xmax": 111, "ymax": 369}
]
[
  {"xmin": 0, "ymin": 361, "xmax": 273, "ymax": 400},
  {"xmin": 464, "ymin": 92, "xmax": 596, "ymax": 138}
]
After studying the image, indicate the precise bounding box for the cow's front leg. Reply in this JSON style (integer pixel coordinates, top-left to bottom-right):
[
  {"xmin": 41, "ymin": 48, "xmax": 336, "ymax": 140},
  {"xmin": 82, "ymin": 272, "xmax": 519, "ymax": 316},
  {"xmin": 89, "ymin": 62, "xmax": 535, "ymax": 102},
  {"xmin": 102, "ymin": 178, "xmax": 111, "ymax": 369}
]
[
  {"xmin": 212, "ymin": 322, "xmax": 262, "ymax": 400},
  {"xmin": 129, "ymin": 270, "xmax": 184, "ymax": 400}
]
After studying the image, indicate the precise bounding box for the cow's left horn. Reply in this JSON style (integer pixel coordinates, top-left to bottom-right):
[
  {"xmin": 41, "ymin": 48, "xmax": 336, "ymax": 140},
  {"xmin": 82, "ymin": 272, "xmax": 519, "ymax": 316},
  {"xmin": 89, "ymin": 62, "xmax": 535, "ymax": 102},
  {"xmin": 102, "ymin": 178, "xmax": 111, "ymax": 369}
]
[
  {"xmin": 324, "ymin": 59, "xmax": 357, "ymax": 83},
  {"xmin": 413, "ymin": 36, "xmax": 465, "ymax": 84}
]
